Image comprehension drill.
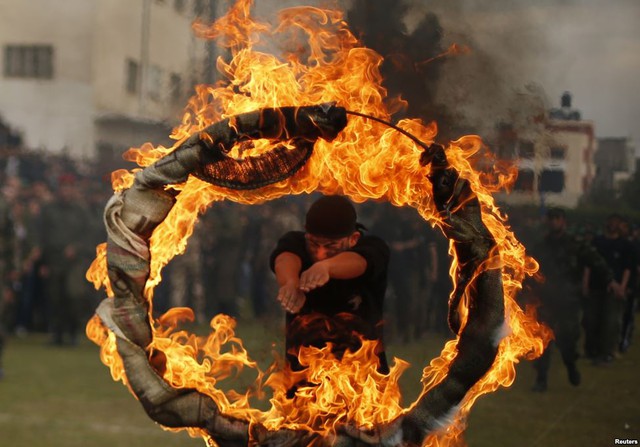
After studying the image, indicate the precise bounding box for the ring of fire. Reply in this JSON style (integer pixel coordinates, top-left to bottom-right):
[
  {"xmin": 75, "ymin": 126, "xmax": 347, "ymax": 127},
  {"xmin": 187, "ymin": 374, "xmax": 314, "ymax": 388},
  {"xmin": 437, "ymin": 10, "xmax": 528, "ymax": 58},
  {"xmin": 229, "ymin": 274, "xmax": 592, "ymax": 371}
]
[{"xmin": 85, "ymin": 1, "xmax": 550, "ymax": 446}]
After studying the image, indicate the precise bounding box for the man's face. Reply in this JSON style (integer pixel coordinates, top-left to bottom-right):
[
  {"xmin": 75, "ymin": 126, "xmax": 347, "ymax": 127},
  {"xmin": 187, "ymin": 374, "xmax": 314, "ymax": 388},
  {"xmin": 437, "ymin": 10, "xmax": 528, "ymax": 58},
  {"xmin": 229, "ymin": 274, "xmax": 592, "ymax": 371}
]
[{"xmin": 305, "ymin": 232, "xmax": 359, "ymax": 262}]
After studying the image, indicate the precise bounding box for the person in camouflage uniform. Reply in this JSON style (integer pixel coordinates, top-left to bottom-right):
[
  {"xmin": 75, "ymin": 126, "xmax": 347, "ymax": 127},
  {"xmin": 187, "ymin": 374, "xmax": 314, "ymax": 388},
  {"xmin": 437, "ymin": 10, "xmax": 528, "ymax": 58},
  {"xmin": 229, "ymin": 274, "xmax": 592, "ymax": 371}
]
[
  {"xmin": 0, "ymin": 187, "xmax": 14, "ymax": 378},
  {"xmin": 529, "ymin": 208, "xmax": 615, "ymax": 392},
  {"xmin": 585, "ymin": 214, "xmax": 633, "ymax": 363},
  {"xmin": 39, "ymin": 174, "xmax": 92, "ymax": 346},
  {"xmin": 617, "ymin": 218, "xmax": 638, "ymax": 353}
]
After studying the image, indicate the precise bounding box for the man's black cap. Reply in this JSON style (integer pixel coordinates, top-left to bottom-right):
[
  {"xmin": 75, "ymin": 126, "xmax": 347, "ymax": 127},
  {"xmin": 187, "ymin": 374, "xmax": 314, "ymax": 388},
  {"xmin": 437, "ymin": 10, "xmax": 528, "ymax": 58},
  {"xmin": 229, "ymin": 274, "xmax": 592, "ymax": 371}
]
[{"xmin": 305, "ymin": 195, "xmax": 358, "ymax": 238}]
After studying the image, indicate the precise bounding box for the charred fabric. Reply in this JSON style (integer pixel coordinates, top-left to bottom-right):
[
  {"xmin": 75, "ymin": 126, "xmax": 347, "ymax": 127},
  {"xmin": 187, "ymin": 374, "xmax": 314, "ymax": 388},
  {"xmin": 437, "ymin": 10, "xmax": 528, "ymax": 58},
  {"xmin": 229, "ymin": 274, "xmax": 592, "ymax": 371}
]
[{"xmin": 95, "ymin": 103, "xmax": 504, "ymax": 447}]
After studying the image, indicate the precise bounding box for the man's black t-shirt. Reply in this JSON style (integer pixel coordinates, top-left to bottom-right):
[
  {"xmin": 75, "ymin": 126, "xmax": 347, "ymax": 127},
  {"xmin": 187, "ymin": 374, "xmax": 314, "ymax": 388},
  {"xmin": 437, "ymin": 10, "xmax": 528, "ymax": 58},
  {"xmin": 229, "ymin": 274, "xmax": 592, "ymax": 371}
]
[
  {"xmin": 269, "ymin": 231, "xmax": 390, "ymax": 373},
  {"xmin": 591, "ymin": 234, "xmax": 634, "ymax": 287}
]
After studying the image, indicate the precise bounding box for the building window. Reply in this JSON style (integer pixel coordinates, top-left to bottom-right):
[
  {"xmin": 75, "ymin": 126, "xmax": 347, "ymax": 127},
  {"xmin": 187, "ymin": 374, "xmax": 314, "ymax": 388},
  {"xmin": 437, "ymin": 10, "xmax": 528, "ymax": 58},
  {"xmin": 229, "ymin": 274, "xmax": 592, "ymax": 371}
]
[
  {"xmin": 4, "ymin": 45, "xmax": 54, "ymax": 79},
  {"xmin": 518, "ymin": 140, "xmax": 535, "ymax": 159},
  {"xmin": 170, "ymin": 73, "xmax": 182, "ymax": 103},
  {"xmin": 514, "ymin": 169, "xmax": 534, "ymax": 192},
  {"xmin": 125, "ymin": 59, "xmax": 139, "ymax": 94},
  {"xmin": 148, "ymin": 65, "xmax": 164, "ymax": 101},
  {"xmin": 174, "ymin": 0, "xmax": 186, "ymax": 13},
  {"xmin": 539, "ymin": 169, "xmax": 565, "ymax": 193},
  {"xmin": 550, "ymin": 146, "xmax": 566, "ymax": 160}
]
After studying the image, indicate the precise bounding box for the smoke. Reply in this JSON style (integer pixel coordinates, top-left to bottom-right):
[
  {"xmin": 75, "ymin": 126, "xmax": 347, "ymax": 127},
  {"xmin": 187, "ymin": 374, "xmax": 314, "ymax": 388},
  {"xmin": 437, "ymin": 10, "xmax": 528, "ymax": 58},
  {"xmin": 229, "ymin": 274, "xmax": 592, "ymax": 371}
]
[
  {"xmin": 215, "ymin": 0, "xmax": 639, "ymax": 146},
  {"xmin": 346, "ymin": 0, "xmax": 450, "ymax": 133},
  {"xmin": 345, "ymin": 0, "xmax": 556, "ymax": 141},
  {"xmin": 216, "ymin": 0, "xmax": 558, "ymax": 141}
]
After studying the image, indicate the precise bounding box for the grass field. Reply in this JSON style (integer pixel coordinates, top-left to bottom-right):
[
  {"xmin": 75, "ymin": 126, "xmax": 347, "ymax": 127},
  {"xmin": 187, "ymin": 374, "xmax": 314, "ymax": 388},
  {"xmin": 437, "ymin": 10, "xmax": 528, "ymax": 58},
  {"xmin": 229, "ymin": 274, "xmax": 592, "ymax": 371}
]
[{"xmin": 0, "ymin": 319, "xmax": 638, "ymax": 447}]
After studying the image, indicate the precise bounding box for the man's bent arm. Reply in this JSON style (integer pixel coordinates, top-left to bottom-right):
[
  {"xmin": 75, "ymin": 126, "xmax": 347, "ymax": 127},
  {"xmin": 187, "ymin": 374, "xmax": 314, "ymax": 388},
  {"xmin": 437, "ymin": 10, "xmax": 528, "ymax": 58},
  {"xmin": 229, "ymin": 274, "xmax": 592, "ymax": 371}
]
[
  {"xmin": 319, "ymin": 251, "xmax": 367, "ymax": 279},
  {"xmin": 299, "ymin": 252, "xmax": 368, "ymax": 292},
  {"xmin": 274, "ymin": 252, "xmax": 303, "ymax": 285}
]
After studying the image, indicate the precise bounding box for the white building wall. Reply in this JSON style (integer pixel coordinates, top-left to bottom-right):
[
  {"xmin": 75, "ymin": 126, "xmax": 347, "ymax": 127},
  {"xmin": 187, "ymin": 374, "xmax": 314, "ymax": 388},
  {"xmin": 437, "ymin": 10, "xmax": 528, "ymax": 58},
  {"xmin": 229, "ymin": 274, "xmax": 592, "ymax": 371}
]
[
  {"xmin": 0, "ymin": 0, "xmax": 96, "ymax": 157},
  {"xmin": 495, "ymin": 119, "xmax": 594, "ymax": 208},
  {"xmin": 0, "ymin": 0, "xmax": 211, "ymax": 158},
  {"xmin": 547, "ymin": 130, "xmax": 591, "ymax": 206},
  {"xmin": 92, "ymin": 0, "xmax": 146, "ymax": 119},
  {"xmin": 545, "ymin": 120, "xmax": 594, "ymax": 208},
  {"xmin": 93, "ymin": 0, "xmax": 205, "ymax": 121}
]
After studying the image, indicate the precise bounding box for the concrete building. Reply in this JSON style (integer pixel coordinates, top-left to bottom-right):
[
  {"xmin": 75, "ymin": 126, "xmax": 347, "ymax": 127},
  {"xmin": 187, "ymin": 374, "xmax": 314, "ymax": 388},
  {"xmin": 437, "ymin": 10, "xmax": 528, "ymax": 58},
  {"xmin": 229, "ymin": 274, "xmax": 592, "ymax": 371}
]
[
  {"xmin": 593, "ymin": 137, "xmax": 636, "ymax": 193},
  {"xmin": 493, "ymin": 92, "xmax": 596, "ymax": 208},
  {"xmin": 0, "ymin": 0, "xmax": 219, "ymax": 159}
]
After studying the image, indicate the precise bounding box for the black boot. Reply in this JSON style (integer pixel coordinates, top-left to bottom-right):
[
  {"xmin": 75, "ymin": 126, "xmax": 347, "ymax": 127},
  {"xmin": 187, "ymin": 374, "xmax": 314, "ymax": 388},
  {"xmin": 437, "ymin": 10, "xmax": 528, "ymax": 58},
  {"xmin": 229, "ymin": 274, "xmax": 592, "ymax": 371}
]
[
  {"xmin": 567, "ymin": 363, "xmax": 581, "ymax": 386},
  {"xmin": 531, "ymin": 376, "xmax": 548, "ymax": 393}
]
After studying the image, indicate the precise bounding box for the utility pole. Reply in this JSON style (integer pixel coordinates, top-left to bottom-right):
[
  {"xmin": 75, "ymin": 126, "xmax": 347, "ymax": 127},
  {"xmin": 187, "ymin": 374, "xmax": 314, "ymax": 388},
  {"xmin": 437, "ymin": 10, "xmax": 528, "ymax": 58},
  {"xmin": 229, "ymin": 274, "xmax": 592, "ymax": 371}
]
[
  {"xmin": 203, "ymin": 0, "xmax": 219, "ymax": 85},
  {"xmin": 139, "ymin": 0, "xmax": 151, "ymax": 115}
]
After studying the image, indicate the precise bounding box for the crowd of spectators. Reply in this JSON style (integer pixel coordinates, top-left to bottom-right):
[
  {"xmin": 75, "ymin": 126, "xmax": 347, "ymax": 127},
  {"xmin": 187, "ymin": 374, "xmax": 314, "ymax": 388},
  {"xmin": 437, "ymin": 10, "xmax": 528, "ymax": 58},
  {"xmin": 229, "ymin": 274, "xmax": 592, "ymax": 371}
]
[
  {"xmin": 0, "ymin": 145, "xmax": 450, "ymax": 352},
  {"xmin": 0, "ymin": 143, "xmax": 637, "ymax": 392},
  {"xmin": 512, "ymin": 208, "xmax": 639, "ymax": 392},
  {"xmin": 0, "ymin": 147, "xmax": 108, "ymax": 345}
]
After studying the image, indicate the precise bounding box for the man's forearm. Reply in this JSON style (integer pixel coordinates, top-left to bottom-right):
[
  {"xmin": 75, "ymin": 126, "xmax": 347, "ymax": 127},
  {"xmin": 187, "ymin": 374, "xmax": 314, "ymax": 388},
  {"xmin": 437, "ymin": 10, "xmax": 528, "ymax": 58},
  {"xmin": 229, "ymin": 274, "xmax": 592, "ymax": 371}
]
[
  {"xmin": 320, "ymin": 251, "xmax": 367, "ymax": 279},
  {"xmin": 274, "ymin": 252, "xmax": 302, "ymax": 286}
]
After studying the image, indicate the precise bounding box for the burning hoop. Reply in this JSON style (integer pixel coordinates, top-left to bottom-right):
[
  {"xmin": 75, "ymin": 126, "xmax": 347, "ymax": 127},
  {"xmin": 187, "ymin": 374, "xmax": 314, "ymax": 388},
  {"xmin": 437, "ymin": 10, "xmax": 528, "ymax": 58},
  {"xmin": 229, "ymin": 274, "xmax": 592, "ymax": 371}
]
[{"xmin": 85, "ymin": 1, "xmax": 549, "ymax": 446}]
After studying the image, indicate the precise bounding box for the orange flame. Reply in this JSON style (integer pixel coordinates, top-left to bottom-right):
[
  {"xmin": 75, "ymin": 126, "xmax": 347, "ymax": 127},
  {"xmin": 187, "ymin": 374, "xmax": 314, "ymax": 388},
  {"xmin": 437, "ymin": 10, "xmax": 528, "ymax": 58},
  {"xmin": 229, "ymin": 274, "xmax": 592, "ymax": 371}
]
[
  {"xmin": 86, "ymin": 0, "xmax": 550, "ymax": 443},
  {"xmin": 415, "ymin": 43, "xmax": 472, "ymax": 69}
]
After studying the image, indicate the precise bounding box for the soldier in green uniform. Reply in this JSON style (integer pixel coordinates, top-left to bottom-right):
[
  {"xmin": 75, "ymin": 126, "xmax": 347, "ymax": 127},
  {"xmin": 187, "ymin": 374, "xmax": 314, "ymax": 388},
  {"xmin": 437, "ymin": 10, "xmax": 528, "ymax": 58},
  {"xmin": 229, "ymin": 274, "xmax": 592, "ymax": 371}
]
[
  {"xmin": 40, "ymin": 174, "xmax": 92, "ymax": 346},
  {"xmin": 530, "ymin": 208, "xmax": 615, "ymax": 392},
  {"xmin": 585, "ymin": 214, "xmax": 632, "ymax": 363},
  {"xmin": 0, "ymin": 187, "xmax": 14, "ymax": 378}
]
